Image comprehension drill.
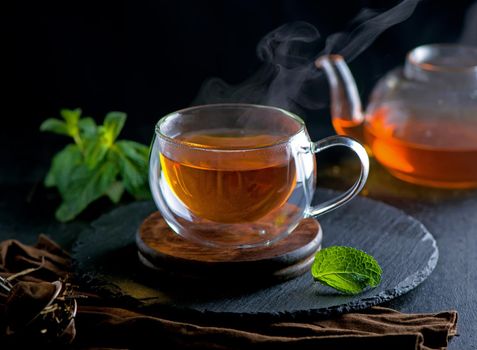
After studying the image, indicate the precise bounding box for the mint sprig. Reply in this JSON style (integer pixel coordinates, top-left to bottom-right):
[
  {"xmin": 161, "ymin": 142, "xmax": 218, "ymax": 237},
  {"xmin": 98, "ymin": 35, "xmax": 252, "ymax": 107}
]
[
  {"xmin": 41, "ymin": 109, "xmax": 150, "ymax": 222},
  {"xmin": 311, "ymin": 246, "xmax": 382, "ymax": 294}
]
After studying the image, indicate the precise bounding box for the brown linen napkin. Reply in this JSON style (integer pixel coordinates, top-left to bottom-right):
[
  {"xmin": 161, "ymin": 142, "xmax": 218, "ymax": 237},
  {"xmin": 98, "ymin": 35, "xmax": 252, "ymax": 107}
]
[{"xmin": 0, "ymin": 236, "xmax": 458, "ymax": 350}]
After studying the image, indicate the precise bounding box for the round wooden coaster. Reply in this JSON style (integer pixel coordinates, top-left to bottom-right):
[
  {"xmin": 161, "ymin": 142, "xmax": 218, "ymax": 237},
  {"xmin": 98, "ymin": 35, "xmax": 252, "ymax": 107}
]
[{"xmin": 136, "ymin": 212, "xmax": 322, "ymax": 281}]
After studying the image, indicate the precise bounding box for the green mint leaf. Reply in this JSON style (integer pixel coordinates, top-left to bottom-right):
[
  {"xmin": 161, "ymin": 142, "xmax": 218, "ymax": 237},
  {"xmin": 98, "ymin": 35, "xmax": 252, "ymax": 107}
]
[
  {"xmin": 105, "ymin": 181, "xmax": 125, "ymax": 203},
  {"xmin": 40, "ymin": 118, "xmax": 69, "ymax": 136},
  {"xmin": 114, "ymin": 140, "xmax": 150, "ymax": 199},
  {"xmin": 60, "ymin": 108, "xmax": 82, "ymax": 125},
  {"xmin": 60, "ymin": 108, "xmax": 82, "ymax": 136},
  {"xmin": 84, "ymin": 136, "xmax": 109, "ymax": 168},
  {"xmin": 311, "ymin": 246, "xmax": 382, "ymax": 295},
  {"xmin": 103, "ymin": 112, "xmax": 126, "ymax": 143},
  {"xmin": 78, "ymin": 117, "xmax": 97, "ymax": 137},
  {"xmin": 55, "ymin": 161, "xmax": 119, "ymax": 222},
  {"xmin": 44, "ymin": 144, "xmax": 82, "ymax": 192},
  {"xmin": 115, "ymin": 140, "xmax": 150, "ymax": 164},
  {"xmin": 42, "ymin": 109, "xmax": 151, "ymax": 221}
]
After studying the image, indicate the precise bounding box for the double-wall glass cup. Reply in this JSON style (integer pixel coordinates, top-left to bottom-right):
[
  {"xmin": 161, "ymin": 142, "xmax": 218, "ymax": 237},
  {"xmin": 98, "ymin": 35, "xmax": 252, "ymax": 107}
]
[{"xmin": 149, "ymin": 104, "xmax": 369, "ymax": 248}]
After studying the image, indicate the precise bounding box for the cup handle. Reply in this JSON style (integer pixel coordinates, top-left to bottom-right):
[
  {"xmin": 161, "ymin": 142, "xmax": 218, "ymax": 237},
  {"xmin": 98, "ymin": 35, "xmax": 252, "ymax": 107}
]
[{"xmin": 306, "ymin": 135, "xmax": 369, "ymax": 218}]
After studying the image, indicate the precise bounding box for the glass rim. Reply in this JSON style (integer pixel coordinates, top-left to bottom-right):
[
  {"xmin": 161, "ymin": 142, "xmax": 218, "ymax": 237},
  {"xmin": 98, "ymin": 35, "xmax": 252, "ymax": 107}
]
[{"xmin": 154, "ymin": 103, "xmax": 306, "ymax": 152}]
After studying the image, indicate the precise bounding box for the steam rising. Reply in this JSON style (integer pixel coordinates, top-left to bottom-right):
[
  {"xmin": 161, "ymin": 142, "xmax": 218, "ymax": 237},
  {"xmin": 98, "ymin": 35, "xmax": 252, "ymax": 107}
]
[{"xmin": 194, "ymin": 0, "xmax": 420, "ymax": 113}]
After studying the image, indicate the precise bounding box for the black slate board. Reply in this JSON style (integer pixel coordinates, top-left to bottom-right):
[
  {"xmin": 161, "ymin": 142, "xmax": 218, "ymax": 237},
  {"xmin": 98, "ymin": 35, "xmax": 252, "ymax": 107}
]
[{"xmin": 73, "ymin": 189, "xmax": 438, "ymax": 317}]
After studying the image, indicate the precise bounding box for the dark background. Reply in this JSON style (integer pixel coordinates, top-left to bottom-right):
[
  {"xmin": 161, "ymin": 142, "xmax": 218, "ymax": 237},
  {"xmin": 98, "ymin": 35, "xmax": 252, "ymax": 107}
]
[
  {"xmin": 2, "ymin": 1, "xmax": 477, "ymax": 347},
  {"xmin": 3, "ymin": 0, "xmax": 475, "ymax": 184}
]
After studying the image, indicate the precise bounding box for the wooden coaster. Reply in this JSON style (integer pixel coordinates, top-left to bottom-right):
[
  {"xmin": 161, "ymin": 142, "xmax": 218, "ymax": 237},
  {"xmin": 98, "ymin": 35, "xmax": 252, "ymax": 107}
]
[{"xmin": 136, "ymin": 212, "xmax": 322, "ymax": 282}]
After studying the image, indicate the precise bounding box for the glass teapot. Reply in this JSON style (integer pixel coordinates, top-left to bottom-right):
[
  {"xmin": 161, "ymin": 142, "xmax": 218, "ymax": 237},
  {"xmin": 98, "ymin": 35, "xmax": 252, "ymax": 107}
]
[{"xmin": 316, "ymin": 44, "xmax": 477, "ymax": 189}]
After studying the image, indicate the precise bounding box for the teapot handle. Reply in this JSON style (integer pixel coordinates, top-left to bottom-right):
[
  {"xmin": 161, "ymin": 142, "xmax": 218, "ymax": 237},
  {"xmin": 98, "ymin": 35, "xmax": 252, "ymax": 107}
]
[{"xmin": 306, "ymin": 135, "xmax": 369, "ymax": 217}]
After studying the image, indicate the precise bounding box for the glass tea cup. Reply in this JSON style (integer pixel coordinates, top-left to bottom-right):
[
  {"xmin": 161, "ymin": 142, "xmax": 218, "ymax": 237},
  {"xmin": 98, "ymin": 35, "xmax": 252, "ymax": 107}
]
[{"xmin": 149, "ymin": 104, "xmax": 369, "ymax": 248}]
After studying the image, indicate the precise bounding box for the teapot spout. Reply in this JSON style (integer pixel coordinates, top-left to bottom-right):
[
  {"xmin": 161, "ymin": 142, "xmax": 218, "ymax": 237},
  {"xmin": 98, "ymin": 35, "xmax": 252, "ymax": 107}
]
[{"xmin": 315, "ymin": 55, "xmax": 365, "ymax": 142}]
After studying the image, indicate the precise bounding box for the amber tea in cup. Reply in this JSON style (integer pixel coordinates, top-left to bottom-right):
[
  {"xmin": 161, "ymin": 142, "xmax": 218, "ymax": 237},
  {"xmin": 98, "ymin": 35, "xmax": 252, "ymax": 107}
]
[
  {"xmin": 160, "ymin": 130, "xmax": 297, "ymax": 223},
  {"xmin": 150, "ymin": 104, "xmax": 369, "ymax": 248}
]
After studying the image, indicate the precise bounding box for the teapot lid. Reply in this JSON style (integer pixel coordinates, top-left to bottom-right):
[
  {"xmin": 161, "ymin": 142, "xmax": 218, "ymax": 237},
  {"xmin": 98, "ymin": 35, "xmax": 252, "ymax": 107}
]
[{"xmin": 404, "ymin": 44, "xmax": 477, "ymax": 85}]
